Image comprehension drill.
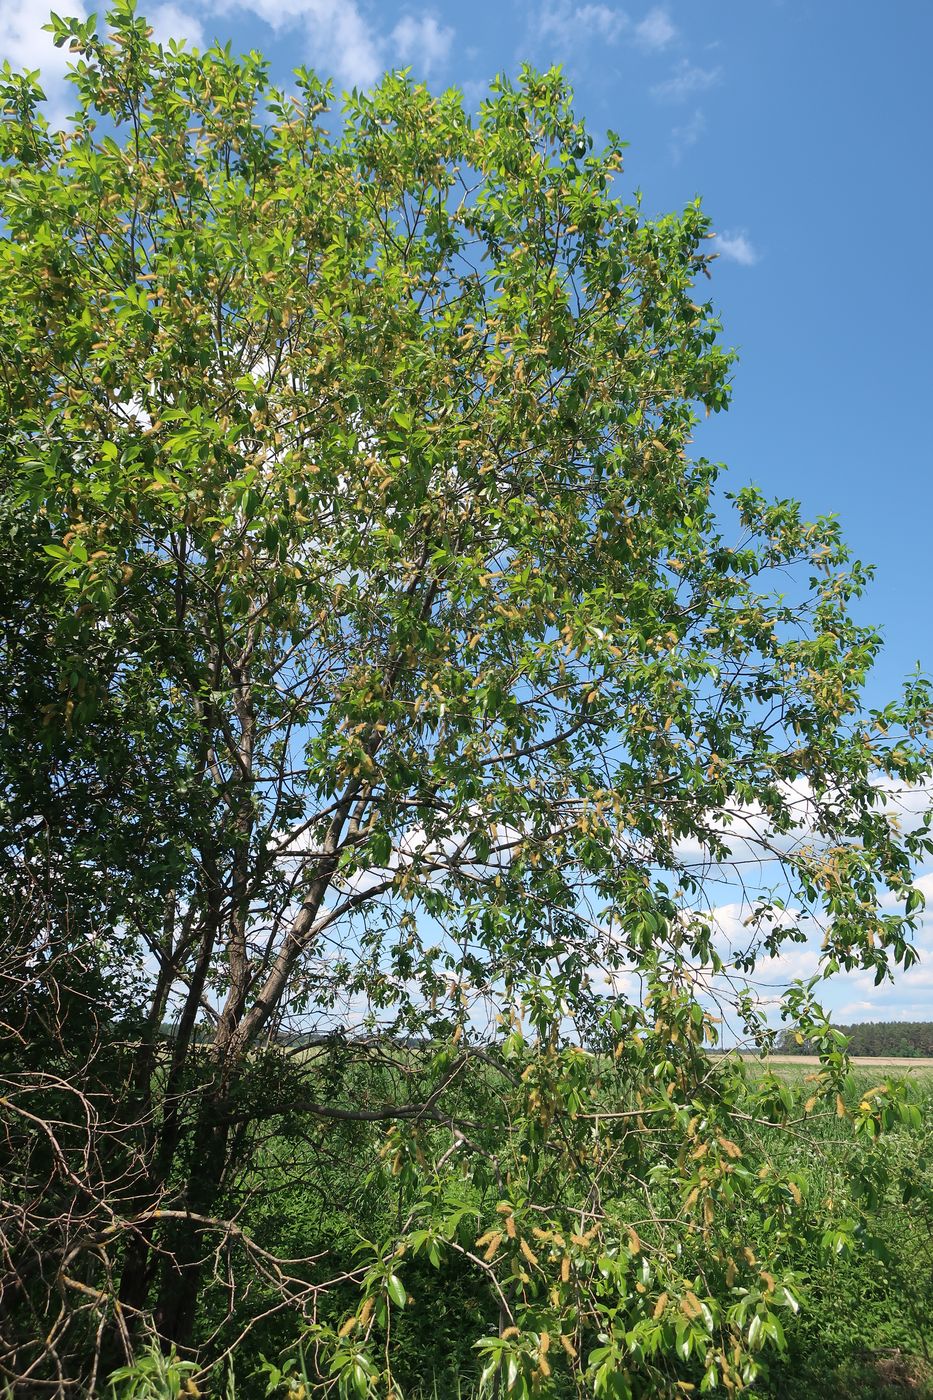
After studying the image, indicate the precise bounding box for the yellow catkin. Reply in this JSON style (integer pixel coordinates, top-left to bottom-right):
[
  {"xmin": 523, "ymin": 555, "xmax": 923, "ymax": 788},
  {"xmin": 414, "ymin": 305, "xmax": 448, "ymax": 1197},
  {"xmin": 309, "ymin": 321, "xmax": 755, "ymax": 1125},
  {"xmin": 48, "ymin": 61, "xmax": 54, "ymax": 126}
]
[
  {"xmin": 519, "ymin": 1238, "xmax": 539, "ymax": 1268},
  {"xmin": 505, "ymin": 1215, "xmax": 517, "ymax": 1240},
  {"xmin": 627, "ymin": 1227, "xmax": 642, "ymax": 1255},
  {"xmin": 483, "ymin": 1233, "xmax": 503, "ymax": 1262},
  {"xmin": 717, "ymin": 1137, "xmax": 742, "ymax": 1160},
  {"xmin": 653, "ymin": 1292, "xmax": 669, "ymax": 1320},
  {"xmin": 560, "ymin": 1335, "xmax": 578, "ymax": 1360},
  {"xmin": 561, "ymin": 1256, "xmax": 571, "ymax": 1283},
  {"xmin": 539, "ymin": 1331, "xmax": 550, "ymax": 1355},
  {"xmin": 338, "ymin": 1315, "xmax": 357, "ymax": 1339},
  {"xmin": 681, "ymin": 1292, "xmax": 702, "ymax": 1321}
]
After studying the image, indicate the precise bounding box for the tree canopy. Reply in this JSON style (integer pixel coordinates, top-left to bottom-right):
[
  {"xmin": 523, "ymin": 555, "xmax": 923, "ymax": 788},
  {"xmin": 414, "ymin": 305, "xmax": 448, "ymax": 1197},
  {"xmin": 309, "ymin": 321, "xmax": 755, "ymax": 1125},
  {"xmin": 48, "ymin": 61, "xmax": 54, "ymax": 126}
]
[
  {"xmin": 776, "ymin": 1022, "xmax": 933, "ymax": 1058},
  {"xmin": 1, "ymin": 6, "xmax": 931, "ymax": 1396}
]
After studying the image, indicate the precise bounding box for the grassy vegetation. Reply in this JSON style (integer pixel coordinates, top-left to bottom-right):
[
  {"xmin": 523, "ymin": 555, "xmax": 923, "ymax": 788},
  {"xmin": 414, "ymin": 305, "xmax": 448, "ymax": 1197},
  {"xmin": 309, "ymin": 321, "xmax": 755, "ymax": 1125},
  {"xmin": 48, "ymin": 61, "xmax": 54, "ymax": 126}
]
[
  {"xmin": 752, "ymin": 1070, "xmax": 933, "ymax": 1400},
  {"xmin": 100, "ymin": 1064, "xmax": 933, "ymax": 1400}
]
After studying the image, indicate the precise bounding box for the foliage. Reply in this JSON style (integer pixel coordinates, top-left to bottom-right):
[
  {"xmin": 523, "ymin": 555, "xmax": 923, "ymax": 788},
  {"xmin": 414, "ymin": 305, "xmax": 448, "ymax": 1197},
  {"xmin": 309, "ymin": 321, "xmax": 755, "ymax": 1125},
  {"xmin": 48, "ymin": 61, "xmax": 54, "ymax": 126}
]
[
  {"xmin": 1, "ymin": 3, "xmax": 932, "ymax": 1395},
  {"xmin": 107, "ymin": 1342, "xmax": 200, "ymax": 1399},
  {"xmin": 755, "ymin": 1070, "xmax": 933, "ymax": 1398}
]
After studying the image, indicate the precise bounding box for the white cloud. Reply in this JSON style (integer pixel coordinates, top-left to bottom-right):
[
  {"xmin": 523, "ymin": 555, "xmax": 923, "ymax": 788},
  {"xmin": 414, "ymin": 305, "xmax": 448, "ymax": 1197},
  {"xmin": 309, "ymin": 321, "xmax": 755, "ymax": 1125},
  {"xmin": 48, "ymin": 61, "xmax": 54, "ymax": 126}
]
[
  {"xmin": 301, "ymin": 0, "xmax": 383, "ymax": 88},
  {"xmin": 392, "ymin": 14, "xmax": 454, "ymax": 76},
  {"xmin": 694, "ymin": 882, "xmax": 933, "ymax": 1028},
  {"xmin": 0, "ymin": 0, "xmax": 403, "ymax": 96},
  {"xmin": 716, "ymin": 229, "xmax": 760, "ymax": 266},
  {"xmin": 150, "ymin": 3, "xmax": 205, "ymax": 50},
  {"xmin": 875, "ymin": 774, "xmax": 933, "ymax": 831},
  {"xmin": 635, "ymin": 6, "xmax": 675, "ymax": 49},
  {"xmin": 828, "ymin": 945, "xmax": 933, "ymax": 1022},
  {"xmin": 670, "ymin": 106, "xmax": 705, "ymax": 161},
  {"xmin": 651, "ymin": 58, "xmax": 721, "ymax": 102},
  {"xmin": 0, "ymin": 0, "xmax": 83, "ymax": 72},
  {"xmin": 674, "ymin": 775, "xmax": 825, "ymax": 871},
  {"xmin": 913, "ymin": 870, "xmax": 933, "ymax": 901},
  {"xmin": 459, "ymin": 76, "xmax": 492, "ymax": 112},
  {"xmin": 208, "ymin": 0, "xmax": 455, "ymax": 90},
  {"xmin": 0, "ymin": 0, "xmax": 87, "ymax": 122},
  {"xmin": 537, "ymin": 1, "xmax": 629, "ymax": 49},
  {"xmin": 208, "ymin": 0, "xmax": 382, "ymax": 88}
]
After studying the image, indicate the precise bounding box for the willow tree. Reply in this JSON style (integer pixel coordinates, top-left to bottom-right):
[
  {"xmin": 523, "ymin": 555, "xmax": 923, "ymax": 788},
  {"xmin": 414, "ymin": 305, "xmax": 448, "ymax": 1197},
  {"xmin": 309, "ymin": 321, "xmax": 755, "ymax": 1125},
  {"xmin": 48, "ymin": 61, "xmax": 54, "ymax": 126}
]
[{"xmin": 1, "ymin": 5, "xmax": 931, "ymax": 1395}]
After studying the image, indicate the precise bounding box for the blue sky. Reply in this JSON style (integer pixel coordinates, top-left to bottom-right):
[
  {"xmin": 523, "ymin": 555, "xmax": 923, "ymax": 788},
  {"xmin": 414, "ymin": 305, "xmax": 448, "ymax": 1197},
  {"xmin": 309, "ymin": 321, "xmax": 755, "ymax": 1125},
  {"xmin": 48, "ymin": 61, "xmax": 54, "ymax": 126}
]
[{"xmin": 4, "ymin": 0, "xmax": 932, "ymax": 1026}]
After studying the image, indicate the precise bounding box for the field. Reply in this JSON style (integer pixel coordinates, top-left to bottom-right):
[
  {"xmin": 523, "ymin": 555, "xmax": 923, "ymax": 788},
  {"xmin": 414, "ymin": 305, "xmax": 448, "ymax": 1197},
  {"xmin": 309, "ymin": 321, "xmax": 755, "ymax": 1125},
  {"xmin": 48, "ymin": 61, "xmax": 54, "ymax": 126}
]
[
  {"xmin": 748, "ymin": 1069, "xmax": 933, "ymax": 1399},
  {"xmin": 155, "ymin": 1061, "xmax": 931, "ymax": 1400},
  {"xmin": 745, "ymin": 1058, "xmax": 930, "ymax": 1069},
  {"xmin": 740, "ymin": 1055, "xmax": 933, "ymax": 1073}
]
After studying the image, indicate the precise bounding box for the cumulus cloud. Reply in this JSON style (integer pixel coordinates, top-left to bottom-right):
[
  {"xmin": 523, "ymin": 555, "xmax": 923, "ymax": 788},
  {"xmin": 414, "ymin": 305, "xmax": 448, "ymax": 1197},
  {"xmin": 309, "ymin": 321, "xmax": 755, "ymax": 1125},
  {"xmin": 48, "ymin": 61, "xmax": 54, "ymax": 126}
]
[
  {"xmin": 828, "ymin": 950, "xmax": 933, "ymax": 1023},
  {"xmin": 912, "ymin": 870, "xmax": 933, "ymax": 902},
  {"xmin": 150, "ymin": 3, "xmax": 205, "ymax": 50},
  {"xmin": 635, "ymin": 6, "xmax": 676, "ymax": 49},
  {"xmin": 674, "ymin": 774, "xmax": 933, "ymax": 883},
  {"xmin": 673, "ymin": 776, "xmax": 827, "ymax": 873},
  {"xmin": 0, "ymin": 0, "xmax": 87, "ymax": 122},
  {"xmin": 210, "ymin": 0, "xmax": 455, "ymax": 90},
  {"xmin": 694, "ymin": 884, "xmax": 933, "ymax": 1027},
  {"xmin": 651, "ymin": 57, "xmax": 721, "ymax": 102},
  {"xmin": 0, "ymin": 0, "xmax": 83, "ymax": 72},
  {"xmin": 391, "ymin": 13, "xmax": 454, "ymax": 76},
  {"xmin": 458, "ymin": 76, "xmax": 492, "ymax": 112},
  {"xmin": 287, "ymin": 0, "xmax": 383, "ymax": 88},
  {"xmin": 716, "ymin": 229, "xmax": 760, "ymax": 267},
  {"xmin": 875, "ymin": 774, "xmax": 933, "ymax": 831},
  {"xmin": 2, "ymin": 0, "xmax": 444, "ymax": 96},
  {"xmin": 536, "ymin": 1, "xmax": 629, "ymax": 50},
  {"xmin": 534, "ymin": 1, "xmax": 678, "ymax": 57}
]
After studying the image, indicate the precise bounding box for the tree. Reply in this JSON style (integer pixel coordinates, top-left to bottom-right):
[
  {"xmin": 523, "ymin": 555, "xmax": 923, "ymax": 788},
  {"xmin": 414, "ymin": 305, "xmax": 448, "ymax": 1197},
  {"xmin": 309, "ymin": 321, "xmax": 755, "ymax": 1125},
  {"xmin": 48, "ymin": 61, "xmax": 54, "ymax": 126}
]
[
  {"xmin": 1, "ymin": 6, "xmax": 931, "ymax": 1395},
  {"xmin": 776, "ymin": 1022, "xmax": 933, "ymax": 1058}
]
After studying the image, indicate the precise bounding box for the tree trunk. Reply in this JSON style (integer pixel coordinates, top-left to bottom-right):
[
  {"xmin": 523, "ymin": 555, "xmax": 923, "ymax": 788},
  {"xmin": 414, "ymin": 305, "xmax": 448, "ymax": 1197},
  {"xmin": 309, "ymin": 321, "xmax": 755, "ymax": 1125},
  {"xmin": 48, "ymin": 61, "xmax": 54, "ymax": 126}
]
[{"xmin": 154, "ymin": 1099, "xmax": 232, "ymax": 1348}]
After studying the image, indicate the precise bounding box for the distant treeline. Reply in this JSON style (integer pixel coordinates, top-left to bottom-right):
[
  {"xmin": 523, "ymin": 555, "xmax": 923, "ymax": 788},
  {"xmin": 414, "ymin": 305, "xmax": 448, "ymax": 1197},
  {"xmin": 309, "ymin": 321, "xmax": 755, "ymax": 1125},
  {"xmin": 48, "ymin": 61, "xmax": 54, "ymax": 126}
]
[{"xmin": 776, "ymin": 1022, "xmax": 933, "ymax": 1058}]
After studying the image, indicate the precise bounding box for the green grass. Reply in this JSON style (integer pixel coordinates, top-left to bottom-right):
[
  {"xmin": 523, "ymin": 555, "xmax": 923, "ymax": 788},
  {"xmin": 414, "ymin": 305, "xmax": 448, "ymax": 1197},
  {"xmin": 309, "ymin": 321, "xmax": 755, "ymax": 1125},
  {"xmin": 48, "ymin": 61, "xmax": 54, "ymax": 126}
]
[{"xmin": 125, "ymin": 1065, "xmax": 933, "ymax": 1399}]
